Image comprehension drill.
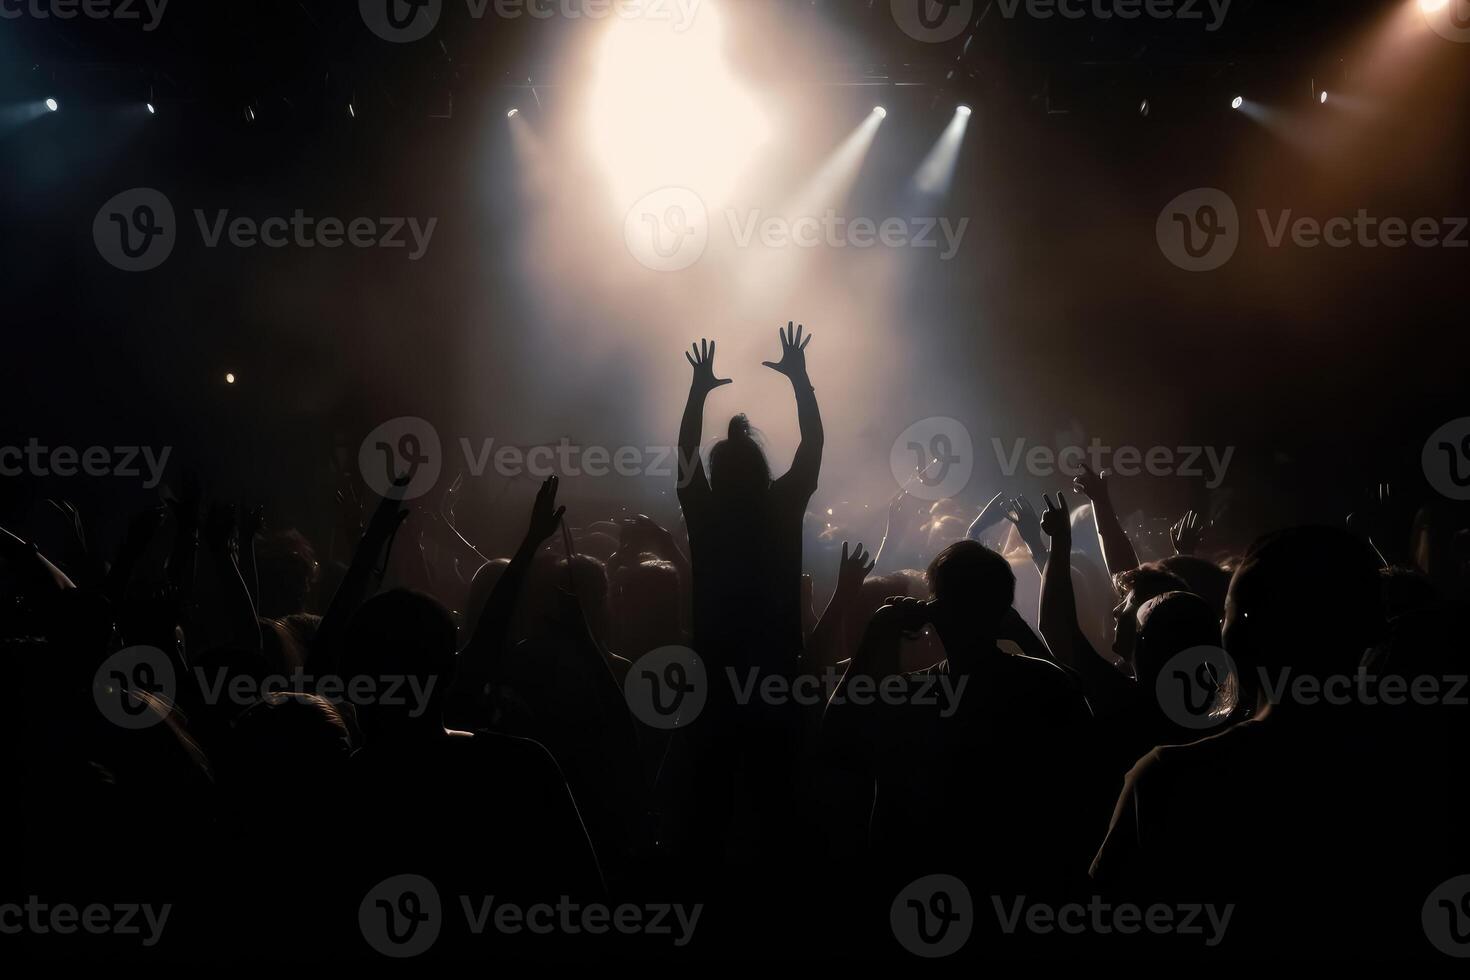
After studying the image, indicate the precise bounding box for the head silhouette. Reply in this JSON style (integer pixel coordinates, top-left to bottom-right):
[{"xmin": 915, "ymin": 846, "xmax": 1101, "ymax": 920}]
[
  {"xmin": 1134, "ymin": 591, "xmax": 1223, "ymax": 690},
  {"xmin": 708, "ymin": 414, "xmax": 771, "ymax": 501},
  {"xmin": 1223, "ymin": 526, "xmax": 1383, "ymax": 684},
  {"xmin": 926, "ymin": 540, "xmax": 1016, "ymax": 653},
  {"xmin": 343, "ymin": 589, "xmax": 457, "ymax": 743}
]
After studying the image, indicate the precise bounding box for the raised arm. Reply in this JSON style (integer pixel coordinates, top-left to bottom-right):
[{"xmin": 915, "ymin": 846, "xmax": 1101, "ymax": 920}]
[
  {"xmin": 1003, "ymin": 495, "xmax": 1050, "ymax": 576},
  {"xmin": 763, "ymin": 321, "xmax": 822, "ymax": 491},
  {"xmin": 807, "ymin": 541, "xmax": 874, "ymax": 672},
  {"xmin": 1038, "ymin": 492, "xmax": 1133, "ymax": 713},
  {"xmin": 308, "ymin": 480, "xmax": 409, "ymax": 676},
  {"xmin": 677, "ymin": 338, "xmax": 730, "ymax": 504},
  {"xmin": 447, "ymin": 477, "xmax": 565, "ymax": 719},
  {"xmin": 966, "ymin": 491, "xmax": 1007, "ymax": 542},
  {"xmin": 1072, "ymin": 464, "xmax": 1139, "ymax": 582}
]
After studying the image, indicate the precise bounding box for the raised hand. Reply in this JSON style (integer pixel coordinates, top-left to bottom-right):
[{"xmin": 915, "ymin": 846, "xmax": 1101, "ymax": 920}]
[
  {"xmin": 1170, "ymin": 509, "xmax": 1206, "ymax": 556},
  {"xmin": 762, "ymin": 321, "xmax": 812, "ymax": 381},
  {"xmin": 1040, "ymin": 491, "xmax": 1072, "ymax": 554},
  {"xmin": 968, "ymin": 490, "xmax": 1008, "ymax": 539},
  {"xmin": 837, "ymin": 541, "xmax": 875, "ymax": 595},
  {"xmin": 526, "ymin": 475, "xmax": 567, "ymax": 546},
  {"xmin": 1004, "ymin": 495, "xmax": 1047, "ymax": 555},
  {"xmin": 1071, "ymin": 463, "xmax": 1111, "ymax": 505},
  {"xmin": 684, "ymin": 338, "xmax": 732, "ymax": 395}
]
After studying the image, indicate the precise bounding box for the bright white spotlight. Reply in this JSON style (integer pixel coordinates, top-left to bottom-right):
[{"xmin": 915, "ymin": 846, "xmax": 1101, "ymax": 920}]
[
  {"xmin": 1231, "ymin": 96, "xmax": 1244, "ymax": 109},
  {"xmin": 224, "ymin": 372, "xmax": 236, "ymax": 385},
  {"xmin": 507, "ymin": 108, "xmax": 519, "ymax": 118},
  {"xmin": 873, "ymin": 106, "xmax": 887, "ymax": 119},
  {"xmin": 1319, "ymin": 90, "xmax": 1328, "ymax": 104},
  {"xmin": 913, "ymin": 104, "xmax": 973, "ymax": 196},
  {"xmin": 45, "ymin": 98, "xmax": 58, "ymax": 112},
  {"xmin": 146, "ymin": 102, "xmax": 156, "ymax": 114},
  {"xmin": 245, "ymin": 106, "xmax": 255, "ymax": 122},
  {"xmin": 347, "ymin": 103, "xmax": 355, "ymax": 118},
  {"xmin": 1420, "ymin": 0, "xmax": 1449, "ymax": 11},
  {"xmin": 1139, "ymin": 98, "xmax": 1151, "ymax": 117},
  {"xmin": 587, "ymin": 5, "xmax": 770, "ymax": 208}
]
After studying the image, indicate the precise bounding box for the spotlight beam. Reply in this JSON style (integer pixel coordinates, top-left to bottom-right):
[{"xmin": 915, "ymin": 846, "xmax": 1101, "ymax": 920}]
[{"xmin": 912, "ymin": 107, "xmax": 973, "ymax": 198}]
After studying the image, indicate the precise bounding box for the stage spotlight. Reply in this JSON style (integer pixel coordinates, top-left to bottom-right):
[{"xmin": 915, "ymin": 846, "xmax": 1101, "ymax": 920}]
[
  {"xmin": 146, "ymin": 102, "xmax": 156, "ymax": 114},
  {"xmin": 873, "ymin": 106, "xmax": 887, "ymax": 119},
  {"xmin": 1420, "ymin": 0, "xmax": 1448, "ymax": 11},
  {"xmin": 347, "ymin": 102, "xmax": 356, "ymax": 118},
  {"xmin": 224, "ymin": 373, "xmax": 236, "ymax": 385},
  {"xmin": 1319, "ymin": 90, "xmax": 1329, "ymax": 104},
  {"xmin": 1139, "ymin": 98, "xmax": 1151, "ymax": 117},
  {"xmin": 1231, "ymin": 96, "xmax": 1244, "ymax": 109},
  {"xmin": 913, "ymin": 102, "xmax": 974, "ymax": 197},
  {"xmin": 588, "ymin": 6, "xmax": 770, "ymax": 208},
  {"xmin": 507, "ymin": 108, "xmax": 519, "ymax": 118},
  {"xmin": 244, "ymin": 106, "xmax": 256, "ymax": 122},
  {"xmin": 45, "ymin": 98, "xmax": 58, "ymax": 112}
]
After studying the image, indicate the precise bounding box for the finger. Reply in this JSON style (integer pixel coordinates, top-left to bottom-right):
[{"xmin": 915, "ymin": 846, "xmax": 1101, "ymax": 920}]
[
  {"xmin": 686, "ymin": 351, "xmax": 696, "ymax": 369},
  {"xmin": 716, "ymin": 377, "xmax": 733, "ymax": 387},
  {"xmin": 842, "ymin": 541, "xmax": 849, "ymax": 562},
  {"xmin": 863, "ymin": 560, "xmax": 876, "ymax": 575},
  {"xmin": 794, "ymin": 323, "xmax": 804, "ymax": 347},
  {"xmin": 762, "ymin": 361, "xmax": 779, "ymax": 370},
  {"xmin": 800, "ymin": 333, "xmax": 812, "ymax": 350},
  {"xmin": 709, "ymin": 339, "xmax": 716, "ymax": 361}
]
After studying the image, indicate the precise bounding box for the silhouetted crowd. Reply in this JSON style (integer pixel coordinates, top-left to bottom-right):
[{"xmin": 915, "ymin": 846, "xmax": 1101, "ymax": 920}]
[{"xmin": 3, "ymin": 324, "xmax": 1465, "ymax": 960}]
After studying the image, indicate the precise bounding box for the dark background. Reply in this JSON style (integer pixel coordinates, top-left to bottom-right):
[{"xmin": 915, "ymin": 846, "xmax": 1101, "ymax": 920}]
[{"xmin": 2, "ymin": 0, "xmax": 1466, "ymax": 560}]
